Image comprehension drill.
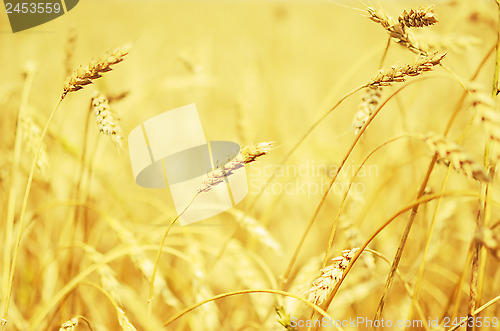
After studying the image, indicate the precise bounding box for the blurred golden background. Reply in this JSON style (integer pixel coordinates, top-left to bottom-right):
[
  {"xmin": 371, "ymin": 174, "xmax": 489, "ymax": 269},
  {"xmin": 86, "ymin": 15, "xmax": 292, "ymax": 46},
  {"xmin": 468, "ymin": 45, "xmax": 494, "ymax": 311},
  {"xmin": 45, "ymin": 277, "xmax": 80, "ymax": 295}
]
[{"xmin": 1, "ymin": 0, "xmax": 499, "ymax": 330}]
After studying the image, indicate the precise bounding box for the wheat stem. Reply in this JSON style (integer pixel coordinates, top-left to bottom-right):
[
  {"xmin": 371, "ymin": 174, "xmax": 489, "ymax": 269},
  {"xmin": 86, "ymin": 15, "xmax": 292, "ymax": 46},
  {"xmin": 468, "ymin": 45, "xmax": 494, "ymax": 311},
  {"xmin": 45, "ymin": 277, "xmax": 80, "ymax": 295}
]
[
  {"xmin": 163, "ymin": 289, "xmax": 334, "ymax": 328},
  {"xmin": 2, "ymin": 64, "xmax": 35, "ymax": 325},
  {"xmin": 148, "ymin": 193, "xmax": 199, "ymax": 305},
  {"xmin": 408, "ymin": 117, "xmax": 475, "ymax": 321},
  {"xmin": 322, "ymin": 135, "xmax": 409, "ymax": 269}
]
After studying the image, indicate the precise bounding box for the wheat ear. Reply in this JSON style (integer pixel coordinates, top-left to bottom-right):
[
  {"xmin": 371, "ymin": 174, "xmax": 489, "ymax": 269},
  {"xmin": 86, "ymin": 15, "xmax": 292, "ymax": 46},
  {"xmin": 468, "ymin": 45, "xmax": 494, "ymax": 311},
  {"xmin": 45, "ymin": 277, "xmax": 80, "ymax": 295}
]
[
  {"xmin": 62, "ymin": 44, "xmax": 130, "ymax": 100},
  {"xmin": 367, "ymin": 7, "xmax": 429, "ymax": 54},
  {"xmin": 307, "ymin": 249, "xmax": 358, "ymax": 305},
  {"xmin": 198, "ymin": 142, "xmax": 273, "ymax": 193},
  {"xmin": 90, "ymin": 92, "xmax": 123, "ymax": 148},
  {"xmin": 421, "ymin": 133, "xmax": 490, "ymax": 182},
  {"xmin": 353, "ymin": 86, "xmax": 382, "ymax": 134},
  {"xmin": 398, "ymin": 5, "xmax": 438, "ymax": 28},
  {"xmin": 368, "ymin": 52, "xmax": 445, "ymax": 87},
  {"xmin": 58, "ymin": 318, "xmax": 79, "ymax": 331}
]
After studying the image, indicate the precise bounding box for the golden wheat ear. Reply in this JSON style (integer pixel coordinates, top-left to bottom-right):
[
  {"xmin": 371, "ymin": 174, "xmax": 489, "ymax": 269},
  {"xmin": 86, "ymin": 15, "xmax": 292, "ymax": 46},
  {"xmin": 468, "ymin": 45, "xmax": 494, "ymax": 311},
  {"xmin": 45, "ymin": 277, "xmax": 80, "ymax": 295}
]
[
  {"xmin": 62, "ymin": 44, "xmax": 131, "ymax": 100},
  {"xmin": 398, "ymin": 5, "xmax": 438, "ymax": 28},
  {"xmin": 90, "ymin": 91, "xmax": 123, "ymax": 149},
  {"xmin": 306, "ymin": 249, "xmax": 358, "ymax": 306},
  {"xmin": 198, "ymin": 142, "xmax": 273, "ymax": 193},
  {"xmin": 353, "ymin": 86, "xmax": 382, "ymax": 135},
  {"xmin": 368, "ymin": 52, "xmax": 446, "ymax": 87}
]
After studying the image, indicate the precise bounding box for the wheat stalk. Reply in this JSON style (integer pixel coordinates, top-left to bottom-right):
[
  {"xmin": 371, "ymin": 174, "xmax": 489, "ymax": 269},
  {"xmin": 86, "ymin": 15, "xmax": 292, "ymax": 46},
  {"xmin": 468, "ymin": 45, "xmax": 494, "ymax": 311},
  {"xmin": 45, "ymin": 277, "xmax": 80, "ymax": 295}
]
[
  {"xmin": 306, "ymin": 248, "xmax": 358, "ymax": 305},
  {"xmin": 90, "ymin": 92, "xmax": 123, "ymax": 149},
  {"xmin": 62, "ymin": 44, "xmax": 130, "ymax": 100},
  {"xmin": 198, "ymin": 142, "xmax": 273, "ymax": 193},
  {"xmin": 398, "ymin": 5, "xmax": 438, "ymax": 28},
  {"xmin": 421, "ymin": 133, "xmax": 490, "ymax": 182}
]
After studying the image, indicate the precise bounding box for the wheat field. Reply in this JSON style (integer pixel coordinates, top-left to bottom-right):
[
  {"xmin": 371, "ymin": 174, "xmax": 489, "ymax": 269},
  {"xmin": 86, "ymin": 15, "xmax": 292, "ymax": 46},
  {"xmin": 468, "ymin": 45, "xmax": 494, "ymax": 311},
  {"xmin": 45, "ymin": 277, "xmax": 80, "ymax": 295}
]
[{"xmin": 1, "ymin": 0, "xmax": 500, "ymax": 330}]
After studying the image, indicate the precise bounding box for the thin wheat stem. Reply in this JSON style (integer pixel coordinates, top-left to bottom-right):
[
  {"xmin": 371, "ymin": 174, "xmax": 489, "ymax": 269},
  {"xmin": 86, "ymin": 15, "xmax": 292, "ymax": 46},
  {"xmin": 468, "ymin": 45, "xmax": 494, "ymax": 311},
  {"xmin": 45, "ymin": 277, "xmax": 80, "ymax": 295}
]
[
  {"xmin": 379, "ymin": 37, "xmax": 391, "ymax": 68},
  {"xmin": 163, "ymin": 289, "xmax": 334, "ymax": 328},
  {"xmin": 64, "ymin": 103, "xmax": 94, "ymax": 314},
  {"xmin": 408, "ymin": 122, "xmax": 473, "ymax": 321},
  {"xmin": 373, "ymin": 45, "xmax": 495, "ymax": 321},
  {"xmin": 148, "ymin": 192, "xmax": 199, "ymax": 304},
  {"xmin": 322, "ymin": 135, "xmax": 409, "ymax": 269},
  {"xmin": 30, "ymin": 244, "xmax": 183, "ymax": 329},
  {"xmin": 446, "ymin": 243, "xmax": 473, "ymax": 323},
  {"xmin": 1, "ymin": 98, "xmax": 62, "ymax": 329},
  {"xmin": 448, "ymin": 293, "xmax": 500, "ymax": 331}
]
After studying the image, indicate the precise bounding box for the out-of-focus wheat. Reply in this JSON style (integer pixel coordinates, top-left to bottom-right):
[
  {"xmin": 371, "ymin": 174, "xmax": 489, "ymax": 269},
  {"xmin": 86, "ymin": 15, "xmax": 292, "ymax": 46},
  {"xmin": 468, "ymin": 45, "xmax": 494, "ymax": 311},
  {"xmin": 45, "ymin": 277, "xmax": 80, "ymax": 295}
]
[
  {"xmin": 20, "ymin": 114, "xmax": 49, "ymax": 178},
  {"xmin": 471, "ymin": 90, "xmax": 500, "ymax": 165},
  {"xmin": 64, "ymin": 27, "xmax": 77, "ymax": 78},
  {"xmin": 398, "ymin": 6, "xmax": 438, "ymax": 28},
  {"xmin": 353, "ymin": 86, "xmax": 382, "ymax": 134},
  {"xmin": 58, "ymin": 317, "xmax": 79, "ymax": 331},
  {"xmin": 90, "ymin": 92, "xmax": 123, "ymax": 149},
  {"xmin": 421, "ymin": 133, "xmax": 490, "ymax": 182}
]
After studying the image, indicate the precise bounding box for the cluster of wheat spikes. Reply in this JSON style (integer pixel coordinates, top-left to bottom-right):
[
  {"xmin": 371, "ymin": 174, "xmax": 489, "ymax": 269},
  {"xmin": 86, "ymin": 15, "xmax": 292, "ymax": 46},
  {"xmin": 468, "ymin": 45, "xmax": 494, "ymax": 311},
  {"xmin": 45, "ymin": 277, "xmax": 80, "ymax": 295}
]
[
  {"xmin": 352, "ymin": 5, "xmax": 444, "ymax": 135},
  {"xmin": 290, "ymin": 2, "xmax": 500, "ymax": 330}
]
